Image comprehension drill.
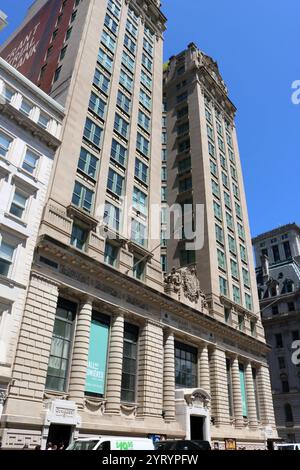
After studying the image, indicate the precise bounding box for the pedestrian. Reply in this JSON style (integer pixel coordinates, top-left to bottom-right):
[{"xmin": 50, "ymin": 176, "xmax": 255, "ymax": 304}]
[
  {"xmin": 34, "ymin": 445, "xmax": 41, "ymax": 451},
  {"xmin": 46, "ymin": 442, "xmax": 53, "ymax": 450},
  {"xmin": 52, "ymin": 444, "xmax": 58, "ymax": 450},
  {"xmin": 22, "ymin": 444, "xmax": 29, "ymax": 450},
  {"xmin": 58, "ymin": 442, "xmax": 64, "ymax": 450}
]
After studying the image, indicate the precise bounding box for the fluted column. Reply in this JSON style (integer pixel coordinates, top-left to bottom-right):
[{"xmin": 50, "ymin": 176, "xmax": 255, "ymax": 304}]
[
  {"xmin": 257, "ymin": 365, "xmax": 276, "ymax": 427},
  {"xmin": 68, "ymin": 297, "xmax": 93, "ymax": 406},
  {"xmin": 198, "ymin": 344, "xmax": 210, "ymax": 394},
  {"xmin": 163, "ymin": 329, "xmax": 175, "ymax": 422},
  {"xmin": 209, "ymin": 348, "xmax": 230, "ymax": 426},
  {"xmin": 105, "ymin": 313, "xmax": 124, "ymax": 415},
  {"xmin": 245, "ymin": 362, "xmax": 258, "ymax": 428},
  {"xmin": 231, "ymin": 357, "xmax": 244, "ymax": 428}
]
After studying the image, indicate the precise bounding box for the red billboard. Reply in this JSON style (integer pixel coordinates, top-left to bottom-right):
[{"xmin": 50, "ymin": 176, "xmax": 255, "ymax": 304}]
[{"xmin": 0, "ymin": 0, "xmax": 62, "ymax": 82}]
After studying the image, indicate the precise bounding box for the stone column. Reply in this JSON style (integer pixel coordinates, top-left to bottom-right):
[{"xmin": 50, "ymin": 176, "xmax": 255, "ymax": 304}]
[
  {"xmin": 209, "ymin": 348, "xmax": 230, "ymax": 426},
  {"xmin": 163, "ymin": 329, "xmax": 175, "ymax": 422},
  {"xmin": 198, "ymin": 344, "xmax": 210, "ymax": 394},
  {"xmin": 137, "ymin": 320, "xmax": 163, "ymax": 418},
  {"xmin": 68, "ymin": 297, "xmax": 93, "ymax": 406},
  {"xmin": 245, "ymin": 362, "xmax": 258, "ymax": 428},
  {"xmin": 257, "ymin": 365, "xmax": 276, "ymax": 427},
  {"xmin": 231, "ymin": 357, "xmax": 244, "ymax": 428},
  {"xmin": 105, "ymin": 313, "xmax": 124, "ymax": 415}
]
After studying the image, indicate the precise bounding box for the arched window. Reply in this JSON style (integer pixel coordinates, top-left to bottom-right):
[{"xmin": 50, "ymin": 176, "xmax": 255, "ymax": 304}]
[{"xmin": 284, "ymin": 403, "xmax": 293, "ymax": 423}]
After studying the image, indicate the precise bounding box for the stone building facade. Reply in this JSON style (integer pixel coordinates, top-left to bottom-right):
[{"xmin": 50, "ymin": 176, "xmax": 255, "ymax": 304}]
[
  {"xmin": 0, "ymin": 57, "xmax": 64, "ymax": 424},
  {"xmin": 253, "ymin": 223, "xmax": 300, "ymax": 442}
]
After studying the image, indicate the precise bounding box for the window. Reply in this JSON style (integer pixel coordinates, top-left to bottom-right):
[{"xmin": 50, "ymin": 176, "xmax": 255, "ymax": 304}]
[
  {"xmin": 129, "ymin": 7, "xmax": 139, "ymax": 23},
  {"xmin": 37, "ymin": 112, "xmax": 50, "ymax": 130},
  {"xmin": 232, "ymin": 183, "xmax": 239, "ymax": 199},
  {"xmin": 138, "ymin": 110, "xmax": 150, "ymax": 132},
  {"xmin": 135, "ymin": 158, "xmax": 148, "ymax": 184},
  {"xmin": 2, "ymin": 85, "xmax": 14, "ymax": 102},
  {"xmin": 230, "ymin": 259, "xmax": 239, "ymax": 279},
  {"xmin": 0, "ymin": 240, "xmax": 15, "ymax": 277},
  {"xmin": 235, "ymin": 202, "xmax": 242, "ymax": 219},
  {"xmin": 216, "ymin": 120, "xmax": 223, "ymax": 136},
  {"xmin": 104, "ymin": 241, "xmax": 118, "ymax": 267},
  {"xmin": 213, "ymin": 201, "xmax": 222, "ymax": 221},
  {"xmin": 107, "ymin": 0, "xmax": 121, "ymax": 19},
  {"xmin": 103, "ymin": 201, "xmax": 121, "ymax": 231},
  {"xmin": 242, "ymin": 268, "xmax": 250, "ymax": 287},
  {"xmin": 161, "ymin": 149, "xmax": 167, "ymax": 161},
  {"xmin": 60, "ymin": 45, "xmax": 67, "ymax": 61},
  {"xmin": 208, "ymin": 142, "xmax": 215, "ymax": 157},
  {"xmin": 224, "ymin": 307, "xmax": 231, "ymax": 324},
  {"xmin": 230, "ymin": 165, "xmax": 237, "ymax": 180},
  {"xmin": 101, "ymin": 30, "xmax": 116, "ymax": 53},
  {"xmin": 139, "ymin": 90, "xmax": 151, "ymax": 110},
  {"xmin": 114, "ymin": 114, "xmax": 129, "ymax": 139},
  {"xmin": 228, "ymin": 235, "xmax": 236, "ymax": 254},
  {"xmin": 20, "ymin": 99, "xmax": 32, "ymax": 116},
  {"xmin": 178, "ymin": 138, "xmax": 190, "ymax": 153},
  {"xmin": 207, "ymin": 124, "xmax": 214, "ymax": 140},
  {"xmin": 161, "ymin": 186, "xmax": 167, "ymax": 202},
  {"xmin": 136, "ymin": 132, "xmax": 149, "ymax": 156},
  {"xmin": 239, "ymin": 364, "xmax": 248, "ymax": 417},
  {"xmin": 126, "ymin": 19, "xmax": 137, "ymax": 38},
  {"xmin": 120, "ymin": 69, "xmax": 133, "ymax": 92},
  {"xmin": 226, "ymin": 212, "xmax": 233, "ymax": 230},
  {"xmin": 240, "ymin": 244, "xmax": 247, "ymax": 262},
  {"xmin": 78, "ymin": 147, "xmax": 98, "ymax": 179},
  {"xmin": 218, "ymin": 137, "xmax": 225, "ymax": 152},
  {"xmin": 72, "ymin": 182, "xmax": 93, "ymax": 213},
  {"xmin": 237, "ymin": 222, "xmax": 245, "ymax": 240},
  {"xmin": 220, "ymin": 153, "xmax": 227, "ymax": 169},
  {"xmin": 122, "ymin": 51, "xmax": 135, "ymax": 73},
  {"xmin": 211, "ymin": 179, "xmax": 219, "ymax": 198},
  {"xmin": 238, "ymin": 314, "xmax": 244, "ymax": 331},
  {"xmin": 272, "ymin": 245, "xmax": 280, "ymax": 263},
  {"xmin": 141, "ymin": 70, "xmax": 152, "ymax": 90},
  {"xmin": 292, "ymin": 330, "xmax": 300, "ymax": 341},
  {"xmin": 217, "ymin": 249, "xmax": 226, "ymax": 271},
  {"xmin": 93, "ymin": 68, "xmax": 110, "ymax": 94},
  {"xmin": 224, "ymin": 191, "xmax": 231, "ymax": 209},
  {"xmin": 283, "ymin": 241, "xmax": 292, "ymax": 259},
  {"xmin": 107, "ymin": 168, "xmax": 124, "ymax": 196},
  {"xmin": 142, "ymin": 53, "xmax": 152, "ymax": 73},
  {"xmin": 71, "ymin": 10, "xmax": 77, "ymax": 22},
  {"xmin": 275, "ymin": 333, "xmax": 283, "ymax": 348},
  {"xmin": 180, "ymin": 249, "xmax": 195, "ymax": 266},
  {"xmin": 22, "ymin": 149, "xmax": 39, "ymax": 174},
  {"xmin": 284, "ymin": 404, "xmax": 294, "ymax": 423},
  {"xmin": 245, "ymin": 293, "xmax": 252, "ymax": 311},
  {"xmin": 177, "ymin": 92, "xmax": 188, "ymax": 104},
  {"xmin": 133, "ymin": 256, "xmax": 145, "ymax": 280},
  {"xmin": 205, "ymin": 108, "xmax": 212, "ymax": 123},
  {"xmin": 70, "ymin": 222, "xmax": 88, "ymax": 250},
  {"xmin": 53, "ymin": 66, "xmax": 62, "ymax": 82},
  {"xmin": 272, "ymin": 305, "xmax": 279, "ymax": 315},
  {"xmin": 0, "ymin": 132, "xmax": 12, "ymax": 158},
  {"xmin": 83, "ymin": 118, "xmax": 102, "ymax": 147},
  {"xmin": 46, "ymin": 299, "xmax": 76, "ymax": 392},
  {"xmin": 131, "ymin": 219, "xmax": 147, "ymax": 246},
  {"xmin": 143, "ymin": 38, "xmax": 153, "ymax": 56},
  {"xmin": 111, "ymin": 138, "xmax": 127, "ymax": 166},
  {"xmin": 124, "ymin": 34, "xmax": 136, "ymax": 55},
  {"xmin": 282, "ymin": 379, "xmax": 290, "ymax": 393},
  {"xmin": 121, "ymin": 324, "xmax": 139, "ymax": 402},
  {"xmin": 65, "ymin": 27, "xmax": 72, "ymax": 41},
  {"xmin": 179, "ymin": 176, "xmax": 192, "ymax": 193},
  {"xmin": 104, "ymin": 14, "xmax": 118, "ymax": 35},
  {"xmin": 215, "ymin": 224, "xmax": 223, "ymax": 244},
  {"xmin": 177, "ymin": 106, "xmax": 188, "ymax": 119},
  {"xmin": 222, "ymin": 172, "xmax": 229, "ymax": 188},
  {"xmin": 132, "ymin": 187, "xmax": 147, "ymax": 215},
  {"xmin": 278, "ymin": 357, "xmax": 286, "ymax": 369},
  {"xmin": 98, "ymin": 48, "xmax": 113, "ymax": 72},
  {"xmin": 219, "ymin": 276, "xmax": 228, "ymax": 296},
  {"xmin": 175, "ymin": 342, "xmax": 197, "ymax": 388},
  {"xmin": 10, "ymin": 189, "xmax": 28, "ymax": 219},
  {"xmin": 117, "ymin": 90, "xmax": 131, "ymax": 115},
  {"xmin": 161, "ymin": 254, "xmax": 167, "ymax": 273},
  {"xmin": 226, "ymin": 132, "xmax": 233, "ymax": 147},
  {"xmin": 288, "ymin": 302, "xmax": 295, "ymax": 312},
  {"xmin": 233, "ymin": 285, "xmax": 241, "ymax": 305},
  {"xmin": 89, "ymin": 92, "xmax": 106, "ymax": 120},
  {"xmin": 178, "ymin": 156, "xmax": 191, "ymax": 173},
  {"xmin": 210, "ymin": 160, "xmax": 217, "ymax": 176}
]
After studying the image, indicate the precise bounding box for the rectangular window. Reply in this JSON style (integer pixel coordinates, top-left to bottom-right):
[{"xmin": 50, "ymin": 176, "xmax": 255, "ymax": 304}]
[
  {"xmin": 275, "ymin": 333, "xmax": 283, "ymax": 348},
  {"xmin": 177, "ymin": 91, "xmax": 188, "ymax": 104},
  {"xmin": 20, "ymin": 99, "xmax": 33, "ymax": 116},
  {"xmin": 222, "ymin": 172, "xmax": 229, "ymax": 188},
  {"xmin": 178, "ymin": 156, "xmax": 191, "ymax": 174},
  {"xmin": 235, "ymin": 202, "xmax": 242, "ymax": 219},
  {"xmin": 117, "ymin": 90, "xmax": 131, "ymax": 115},
  {"xmin": 210, "ymin": 160, "xmax": 217, "ymax": 177},
  {"xmin": 233, "ymin": 285, "xmax": 241, "ymax": 305},
  {"xmin": 272, "ymin": 245, "xmax": 280, "ymax": 263},
  {"xmin": 104, "ymin": 14, "xmax": 118, "ymax": 35},
  {"xmin": 59, "ymin": 45, "xmax": 67, "ymax": 61},
  {"xmin": 38, "ymin": 113, "xmax": 50, "ymax": 129},
  {"xmin": 131, "ymin": 219, "xmax": 147, "ymax": 247},
  {"xmin": 228, "ymin": 235, "xmax": 236, "ymax": 254},
  {"xmin": 179, "ymin": 176, "xmax": 192, "ymax": 193},
  {"xmin": 133, "ymin": 256, "xmax": 145, "ymax": 280},
  {"xmin": 229, "ymin": 148, "xmax": 235, "ymax": 163},
  {"xmin": 175, "ymin": 341, "xmax": 197, "ymax": 388},
  {"xmin": 72, "ymin": 182, "xmax": 93, "ymax": 213},
  {"xmin": 126, "ymin": 19, "xmax": 137, "ymax": 38},
  {"xmin": 101, "ymin": 30, "xmax": 116, "ymax": 53},
  {"xmin": 78, "ymin": 147, "xmax": 98, "ymax": 179},
  {"xmin": 208, "ymin": 141, "xmax": 215, "ymax": 157},
  {"xmin": 142, "ymin": 53, "xmax": 152, "ymax": 73},
  {"xmin": 161, "ymin": 254, "xmax": 167, "ymax": 273},
  {"xmin": 207, "ymin": 124, "xmax": 214, "ymax": 140},
  {"xmin": 218, "ymin": 137, "xmax": 225, "ymax": 152},
  {"xmin": 22, "ymin": 149, "xmax": 39, "ymax": 174},
  {"xmin": 139, "ymin": 90, "xmax": 151, "ymax": 110},
  {"xmin": 103, "ymin": 201, "xmax": 121, "ymax": 231},
  {"xmin": 230, "ymin": 259, "xmax": 239, "ymax": 279},
  {"xmin": 250, "ymin": 321, "xmax": 256, "ymax": 337},
  {"xmin": 83, "ymin": 118, "xmax": 102, "ymax": 147},
  {"xmin": 237, "ymin": 222, "xmax": 245, "ymax": 240},
  {"xmin": 224, "ymin": 307, "xmax": 231, "ymax": 324},
  {"xmin": 0, "ymin": 132, "xmax": 12, "ymax": 158},
  {"xmin": 97, "ymin": 48, "xmax": 113, "ymax": 72},
  {"xmin": 114, "ymin": 114, "xmax": 129, "ymax": 139},
  {"xmin": 217, "ymin": 249, "xmax": 226, "ymax": 271},
  {"xmin": 107, "ymin": 168, "xmax": 124, "ymax": 196},
  {"xmin": 122, "ymin": 51, "xmax": 135, "ymax": 73},
  {"xmin": 178, "ymin": 138, "xmax": 190, "ymax": 153},
  {"xmin": 161, "ymin": 186, "xmax": 167, "ymax": 202},
  {"xmin": 89, "ymin": 92, "xmax": 106, "ymax": 120},
  {"xmin": 177, "ymin": 106, "xmax": 188, "ymax": 119},
  {"xmin": 135, "ymin": 158, "xmax": 148, "ymax": 184},
  {"xmin": 10, "ymin": 189, "xmax": 28, "ymax": 219},
  {"xmin": 161, "ymin": 166, "xmax": 167, "ymax": 181},
  {"xmin": 138, "ymin": 110, "xmax": 150, "ymax": 132},
  {"xmin": 141, "ymin": 70, "xmax": 152, "ymax": 90},
  {"xmin": 124, "ymin": 34, "xmax": 136, "ymax": 55},
  {"xmin": 224, "ymin": 191, "xmax": 231, "ymax": 208},
  {"xmin": 245, "ymin": 293, "xmax": 252, "ymax": 311},
  {"xmin": 121, "ymin": 324, "xmax": 139, "ymax": 402},
  {"xmin": 205, "ymin": 108, "xmax": 212, "ymax": 123},
  {"xmin": 120, "ymin": 69, "xmax": 133, "ymax": 92},
  {"xmin": 46, "ymin": 299, "xmax": 76, "ymax": 392},
  {"xmin": 238, "ymin": 314, "xmax": 244, "ymax": 331},
  {"xmin": 104, "ymin": 241, "xmax": 119, "ymax": 267},
  {"xmin": 93, "ymin": 68, "xmax": 110, "ymax": 94},
  {"xmin": 53, "ymin": 66, "xmax": 62, "ymax": 82},
  {"xmin": 213, "ymin": 201, "xmax": 222, "ymax": 221},
  {"xmin": 111, "ymin": 138, "xmax": 127, "ymax": 166},
  {"xmin": 232, "ymin": 183, "xmax": 239, "ymax": 199},
  {"xmin": 70, "ymin": 222, "xmax": 88, "ymax": 250},
  {"xmin": 215, "ymin": 224, "xmax": 224, "ymax": 244},
  {"xmin": 211, "ymin": 179, "xmax": 220, "ymax": 198},
  {"xmin": 143, "ymin": 37, "xmax": 153, "ymax": 56},
  {"xmin": 180, "ymin": 249, "xmax": 195, "ymax": 267},
  {"xmin": 216, "ymin": 120, "xmax": 223, "ymax": 136},
  {"xmin": 107, "ymin": 0, "xmax": 121, "ymax": 19},
  {"xmin": 226, "ymin": 212, "xmax": 234, "ymax": 230},
  {"xmin": 219, "ymin": 276, "xmax": 228, "ymax": 296},
  {"xmin": 240, "ymin": 244, "xmax": 247, "ymax": 262},
  {"xmin": 65, "ymin": 27, "xmax": 72, "ymax": 41},
  {"xmin": 283, "ymin": 241, "xmax": 292, "ymax": 259},
  {"xmin": 239, "ymin": 364, "xmax": 248, "ymax": 417},
  {"xmin": 230, "ymin": 165, "xmax": 237, "ymax": 180},
  {"xmin": 252, "ymin": 368, "xmax": 260, "ymax": 421},
  {"xmin": 226, "ymin": 132, "xmax": 233, "ymax": 147},
  {"xmin": 0, "ymin": 240, "xmax": 15, "ymax": 277},
  {"xmin": 132, "ymin": 187, "xmax": 147, "ymax": 214},
  {"xmin": 136, "ymin": 132, "xmax": 149, "ymax": 156},
  {"xmin": 242, "ymin": 268, "xmax": 250, "ymax": 287}
]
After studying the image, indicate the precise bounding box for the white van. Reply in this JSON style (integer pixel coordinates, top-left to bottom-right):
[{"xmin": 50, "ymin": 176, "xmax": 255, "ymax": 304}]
[
  {"xmin": 276, "ymin": 443, "xmax": 300, "ymax": 450},
  {"xmin": 66, "ymin": 436, "xmax": 154, "ymax": 451}
]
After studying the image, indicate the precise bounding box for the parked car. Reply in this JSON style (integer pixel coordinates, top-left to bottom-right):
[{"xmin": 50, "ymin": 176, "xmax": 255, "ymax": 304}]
[
  {"xmin": 276, "ymin": 443, "xmax": 300, "ymax": 450},
  {"xmin": 66, "ymin": 436, "xmax": 154, "ymax": 451},
  {"xmin": 154, "ymin": 440, "xmax": 211, "ymax": 451}
]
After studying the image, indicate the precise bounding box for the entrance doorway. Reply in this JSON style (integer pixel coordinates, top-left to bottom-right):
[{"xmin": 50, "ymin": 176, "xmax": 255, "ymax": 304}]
[
  {"xmin": 190, "ymin": 416, "xmax": 204, "ymax": 440},
  {"xmin": 46, "ymin": 424, "xmax": 72, "ymax": 449}
]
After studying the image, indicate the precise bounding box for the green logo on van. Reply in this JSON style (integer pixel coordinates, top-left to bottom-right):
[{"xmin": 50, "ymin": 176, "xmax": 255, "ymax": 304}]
[{"xmin": 115, "ymin": 441, "xmax": 134, "ymax": 450}]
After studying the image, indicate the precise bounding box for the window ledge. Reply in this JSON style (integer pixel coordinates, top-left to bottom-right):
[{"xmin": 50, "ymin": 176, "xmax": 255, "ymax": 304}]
[
  {"xmin": 67, "ymin": 204, "xmax": 98, "ymax": 229},
  {"xmin": 0, "ymin": 274, "xmax": 26, "ymax": 289},
  {"xmin": 4, "ymin": 211, "xmax": 28, "ymax": 229}
]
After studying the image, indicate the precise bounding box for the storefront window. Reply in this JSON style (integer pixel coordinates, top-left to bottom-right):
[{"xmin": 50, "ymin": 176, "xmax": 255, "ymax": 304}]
[{"xmin": 175, "ymin": 341, "xmax": 197, "ymax": 388}]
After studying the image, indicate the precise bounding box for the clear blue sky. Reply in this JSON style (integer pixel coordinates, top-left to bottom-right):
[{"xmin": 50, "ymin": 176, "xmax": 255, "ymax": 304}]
[{"xmin": 1, "ymin": 0, "xmax": 299, "ymax": 237}]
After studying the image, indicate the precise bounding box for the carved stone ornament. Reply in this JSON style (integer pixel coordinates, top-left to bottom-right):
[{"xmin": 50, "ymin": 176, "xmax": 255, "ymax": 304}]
[
  {"xmin": 164, "ymin": 266, "xmax": 207, "ymax": 307},
  {"xmin": 184, "ymin": 389, "xmax": 210, "ymax": 410}
]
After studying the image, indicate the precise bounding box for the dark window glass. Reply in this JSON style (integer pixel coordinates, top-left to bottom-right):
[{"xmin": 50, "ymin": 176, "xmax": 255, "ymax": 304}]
[
  {"xmin": 121, "ymin": 323, "xmax": 139, "ymax": 402},
  {"xmin": 175, "ymin": 341, "xmax": 197, "ymax": 388}
]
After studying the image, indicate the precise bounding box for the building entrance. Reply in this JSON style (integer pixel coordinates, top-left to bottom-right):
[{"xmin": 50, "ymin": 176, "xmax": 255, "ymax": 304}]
[
  {"xmin": 190, "ymin": 416, "xmax": 204, "ymax": 440},
  {"xmin": 46, "ymin": 424, "xmax": 72, "ymax": 449}
]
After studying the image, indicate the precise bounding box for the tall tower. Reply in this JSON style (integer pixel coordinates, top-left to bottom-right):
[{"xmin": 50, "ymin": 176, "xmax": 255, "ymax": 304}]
[{"xmin": 164, "ymin": 43, "xmax": 264, "ymax": 340}]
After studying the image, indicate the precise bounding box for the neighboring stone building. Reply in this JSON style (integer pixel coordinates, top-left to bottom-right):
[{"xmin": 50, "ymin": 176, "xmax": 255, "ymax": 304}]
[
  {"xmin": 0, "ymin": 0, "xmax": 276, "ymax": 450},
  {"xmin": 0, "ymin": 57, "xmax": 63, "ymax": 423},
  {"xmin": 253, "ymin": 223, "xmax": 300, "ymax": 443}
]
